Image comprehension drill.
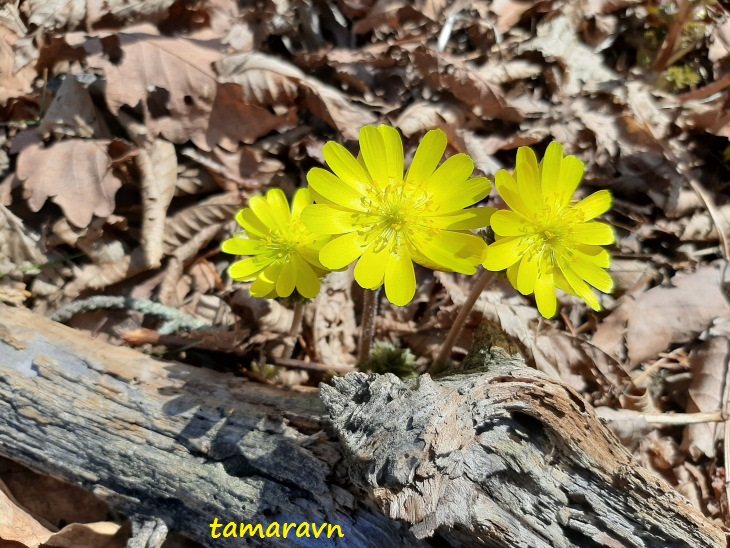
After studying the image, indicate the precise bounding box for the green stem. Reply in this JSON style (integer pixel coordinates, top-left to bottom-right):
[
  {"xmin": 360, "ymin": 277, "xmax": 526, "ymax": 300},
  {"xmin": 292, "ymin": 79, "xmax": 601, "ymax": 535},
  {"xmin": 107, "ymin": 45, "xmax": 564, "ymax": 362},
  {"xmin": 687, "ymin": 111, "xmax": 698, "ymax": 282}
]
[
  {"xmin": 431, "ymin": 268, "xmax": 498, "ymax": 373},
  {"xmin": 357, "ymin": 288, "xmax": 379, "ymax": 364}
]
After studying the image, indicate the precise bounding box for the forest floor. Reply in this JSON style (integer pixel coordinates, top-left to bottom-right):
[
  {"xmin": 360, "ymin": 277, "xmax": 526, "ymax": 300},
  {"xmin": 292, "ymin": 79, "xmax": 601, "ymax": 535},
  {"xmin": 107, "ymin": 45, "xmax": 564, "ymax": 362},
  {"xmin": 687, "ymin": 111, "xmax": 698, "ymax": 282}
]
[{"xmin": 1, "ymin": 0, "xmax": 730, "ymax": 545}]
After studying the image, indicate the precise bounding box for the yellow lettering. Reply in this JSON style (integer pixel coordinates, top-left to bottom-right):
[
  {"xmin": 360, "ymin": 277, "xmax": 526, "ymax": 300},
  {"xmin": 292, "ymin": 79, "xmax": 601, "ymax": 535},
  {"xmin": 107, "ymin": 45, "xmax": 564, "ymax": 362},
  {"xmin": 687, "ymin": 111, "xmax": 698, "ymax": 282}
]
[
  {"xmin": 312, "ymin": 522, "xmax": 327, "ymax": 538},
  {"xmin": 210, "ymin": 518, "xmax": 222, "ymax": 538},
  {"xmin": 240, "ymin": 523, "xmax": 265, "ymax": 538},
  {"xmin": 327, "ymin": 524, "xmax": 344, "ymax": 538},
  {"xmin": 222, "ymin": 522, "xmax": 237, "ymax": 538},
  {"xmin": 283, "ymin": 523, "xmax": 296, "ymax": 538},
  {"xmin": 266, "ymin": 522, "xmax": 280, "ymax": 537},
  {"xmin": 296, "ymin": 522, "xmax": 310, "ymax": 537}
]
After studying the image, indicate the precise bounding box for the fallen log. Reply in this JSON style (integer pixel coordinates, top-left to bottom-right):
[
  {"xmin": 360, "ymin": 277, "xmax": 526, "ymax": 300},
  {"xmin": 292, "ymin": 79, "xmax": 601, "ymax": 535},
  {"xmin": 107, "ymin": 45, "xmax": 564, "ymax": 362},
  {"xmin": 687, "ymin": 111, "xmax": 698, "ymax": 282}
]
[{"xmin": 0, "ymin": 303, "xmax": 725, "ymax": 547}]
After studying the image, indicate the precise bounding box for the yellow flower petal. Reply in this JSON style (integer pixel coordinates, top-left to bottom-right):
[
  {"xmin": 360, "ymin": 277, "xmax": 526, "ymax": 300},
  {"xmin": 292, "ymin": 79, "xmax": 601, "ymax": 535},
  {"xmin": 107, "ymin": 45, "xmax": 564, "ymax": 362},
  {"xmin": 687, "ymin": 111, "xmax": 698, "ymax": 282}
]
[
  {"xmin": 266, "ymin": 188, "xmax": 291, "ymax": 228},
  {"xmin": 236, "ymin": 208, "xmax": 269, "ymax": 238},
  {"xmin": 573, "ymin": 189, "xmax": 612, "ymax": 222},
  {"xmin": 294, "ymin": 255, "xmax": 321, "ymax": 298},
  {"xmin": 250, "ymin": 273, "xmax": 276, "ymax": 298},
  {"xmin": 490, "ymin": 210, "xmax": 531, "ymax": 237},
  {"xmin": 516, "ymin": 252, "xmax": 539, "ymax": 295},
  {"xmin": 435, "ymin": 176, "xmax": 492, "ymax": 213},
  {"xmin": 323, "ymin": 141, "xmax": 373, "ymax": 194},
  {"xmin": 413, "ymin": 230, "xmax": 484, "ymax": 273},
  {"xmin": 516, "ymin": 146, "xmax": 539, "ymax": 181},
  {"xmin": 428, "ymin": 207, "xmax": 494, "ymax": 230},
  {"xmin": 557, "ymin": 257, "xmax": 601, "ymax": 311},
  {"xmin": 302, "ymin": 204, "xmax": 365, "ymax": 234},
  {"xmin": 574, "ymin": 244, "xmax": 611, "ymax": 268},
  {"xmin": 515, "ymin": 159, "xmax": 541, "ymax": 212},
  {"xmin": 221, "ymin": 238, "xmax": 264, "ymax": 256},
  {"xmin": 229, "ymin": 255, "xmax": 272, "ymax": 280},
  {"xmin": 384, "ymin": 244, "xmax": 416, "ymax": 306},
  {"xmin": 248, "ymin": 195, "xmax": 282, "ymax": 231},
  {"xmin": 378, "ymin": 125, "xmax": 404, "ymax": 182},
  {"xmin": 275, "ymin": 259, "xmax": 297, "ymax": 297},
  {"xmin": 359, "ymin": 126, "xmax": 389, "ymax": 184},
  {"xmin": 539, "ymin": 141, "xmax": 563, "ymax": 197},
  {"xmin": 291, "ymin": 188, "xmax": 312, "ymax": 220},
  {"xmin": 483, "ymin": 236, "xmax": 523, "ymax": 271},
  {"xmin": 307, "ymin": 167, "xmax": 366, "ymax": 210},
  {"xmin": 320, "ymin": 232, "xmax": 371, "ymax": 269},
  {"xmin": 506, "ymin": 261, "xmax": 519, "ymax": 289},
  {"xmin": 534, "ymin": 260, "xmax": 558, "ymax": 318},
  {"xmin": 569, "ymin": 259, "xmax": 614, "ymax": 293},
  {"xmin": 425, "ymin": 153, "xmax": 474, "ymax": 196},
  {"xmin": 559, "ymin": 155, "xmax": 585, "ymax": 203},
  {"xmin": 572, "ymin": 222, "xmax": 615, "ymax": 245},
  {"xmin": 405, "ymin": 128, "xmax": 447, "ymax": 184},
  {"xmin": 354, "ymin": 244, "xmax": 389, "ymax": 290},
  {"xmin": 495, "ymin": 169, "xmax": 531, "ymax": 218}
]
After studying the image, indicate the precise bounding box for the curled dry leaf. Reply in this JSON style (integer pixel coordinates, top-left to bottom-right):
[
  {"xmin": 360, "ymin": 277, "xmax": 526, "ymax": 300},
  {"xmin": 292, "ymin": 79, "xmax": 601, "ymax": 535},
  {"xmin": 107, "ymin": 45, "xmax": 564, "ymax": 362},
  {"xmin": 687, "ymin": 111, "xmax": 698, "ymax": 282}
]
[
  {"xmin": 593, "ymin": 266, "xmax": 730, "ymax": 366},
  {"xmin": 311, "ymin": 270, "xmax": 357, "ymax": 367},
  {"xmin": 16, "ymin": 140, "xmax": 122, "ymax": 229},
  {"xmin": 0, "ymin": 204, "xmax": 47, "ymax": 276},
  {"xmin": 138, "ymin": 139, "xmax": 177, "ymax": 269},
  {"xmin": 0, "ymin": 478, "xmax": 54, "ymax": 547},
  {"xmin": 215, "ymin": 51, "xmax": 376, "ymax": 141},
  {"xmin": 683, "ymin": 335, "xmax": 730, "ymax": 460},
  {"xmin": 0, "ymin": 5, "xmax": 36, "ymax": 104},
  {"xmin": 22, "ymin": 0, "xmax": 86, "ymax": 32}
]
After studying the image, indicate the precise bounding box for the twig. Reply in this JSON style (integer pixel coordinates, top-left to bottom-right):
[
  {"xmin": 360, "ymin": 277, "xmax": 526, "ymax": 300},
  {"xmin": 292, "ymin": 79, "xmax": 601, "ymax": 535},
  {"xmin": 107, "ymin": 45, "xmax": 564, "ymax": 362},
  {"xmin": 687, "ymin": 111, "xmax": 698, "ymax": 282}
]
[
  {"xmin": 51, "ymin": 296, "xmax": 209, "ymax": 334},
  {"xmin": 271, "ymin": 357, "xmax": 354, "ymax": 375},
  {"xmin": 430, "ymin": 268, "xmax": 498, "ymax": 373},
  {"xmin": 635, "ymin": 411, "xmax": 726, "ymax": 426}
]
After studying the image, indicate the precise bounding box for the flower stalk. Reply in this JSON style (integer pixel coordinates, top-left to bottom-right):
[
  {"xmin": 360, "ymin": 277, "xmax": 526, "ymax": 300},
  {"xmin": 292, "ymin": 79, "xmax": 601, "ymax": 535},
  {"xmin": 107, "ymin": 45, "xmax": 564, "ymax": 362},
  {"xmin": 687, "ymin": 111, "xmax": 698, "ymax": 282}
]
[
  {"xmin": 357, "ymin": 288, "xmax": 379, "ymax": 364},
  {"xmin": 431, "ymin": 268, "xmax": 498, "ymax": 373}
]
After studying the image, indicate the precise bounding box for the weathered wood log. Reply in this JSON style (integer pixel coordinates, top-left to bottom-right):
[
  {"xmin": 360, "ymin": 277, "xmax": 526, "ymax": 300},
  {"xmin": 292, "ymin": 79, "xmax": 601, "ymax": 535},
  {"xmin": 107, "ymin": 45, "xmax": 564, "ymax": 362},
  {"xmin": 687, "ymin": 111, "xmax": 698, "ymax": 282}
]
[
  {"xmin": 0, "ymin": 303, "xmax": 419, "ymax": 547},
  {"xmin": 0, "ymin": 303, "xmax": 726, "ymax": 547},
  {"xmin": 320, "ymin": 348, "xmax": 727, "ymax": 548}
]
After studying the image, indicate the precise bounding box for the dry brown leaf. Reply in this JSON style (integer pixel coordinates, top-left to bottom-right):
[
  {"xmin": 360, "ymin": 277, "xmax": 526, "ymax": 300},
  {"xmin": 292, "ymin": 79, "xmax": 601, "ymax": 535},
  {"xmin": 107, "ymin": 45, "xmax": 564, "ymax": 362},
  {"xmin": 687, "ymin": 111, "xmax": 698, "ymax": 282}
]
[
  {"xmin": 709, "ymin": 18, "xmax": 730, "ymax": 65},
  {"xmin": 37, "ymin": 76, "xmax": 111, "ymax": 139},
  {"xmin": 22, "ymin": 0, "xmax": 86, "ymax": 32},
  {"xmin": 0, "ymin": 6, "xmax": 37, "ymax": 104},
  {"xmin": 0, "ymin": 204, "xmax": 47, "ymax": 276},
  {"xmin": 411, "ymin": 47, "xmax": 523, "ymax": 123},
  {"xmin": 683, "ymin": 335, "xmax": 730, "ymax": 460},
  {"xmin": 490, "ymin": 0, "xmax": 546, "ymax": 34},
  {"xmin": 0, "ymin": 479, "xmax": 54, "ymax": 547},
  {"xmin": 163, "ymin": 192, "xmax": 242, "ymax": 253},
  {"xmin": 50, "ymin": 217, "xmax": 127, "ymax": 265},
  {"xmin": 593, "ymin": 266, "xmax": 730, "ymax": 366},
  {"xmin": 519, "ymin": 8, "xmax": 619, "ymax": 95},
  {"xmin": 395, "ymin": 101, "xmax": 467, "ymax": 137},
  {"xmin": 87, "ymin": 33, "xmax": 219, "ymax": 144},
  {"xmin": 215, "ymin": 52, "xmax": 376, "ymax": 140},
  {"xmin": 138, "ymin": 139, "xmax": 177, "ymax": 269},
  {"xmin": 352, "ymin": 0, "xmax": 447, "ymax": 35},
  {"xmin": 40, "ymin": 521, "xmax": 124, "ymax": 548},
  {"xmin": 16, "ymin": 140, "xmax": 122, "ymax": 229},
  {"xmin": 310, "ymin": 270, "xmax": 357, "ymax": 367}
]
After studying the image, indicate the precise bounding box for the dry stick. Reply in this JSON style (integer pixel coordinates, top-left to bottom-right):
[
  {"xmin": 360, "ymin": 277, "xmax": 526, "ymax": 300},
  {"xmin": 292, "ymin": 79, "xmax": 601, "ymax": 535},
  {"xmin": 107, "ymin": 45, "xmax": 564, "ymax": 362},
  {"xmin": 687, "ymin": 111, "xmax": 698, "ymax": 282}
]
[
  {"xmin": 357, "ymin": 288, "xmax": 379, "ymax": 364},
  {"xmin": 280, "ymin": 300, "xmax": 306, "ymax": 359},
  {"xmin": 431, "ymin": 268, "xmax": 498, "ymax": 373}
]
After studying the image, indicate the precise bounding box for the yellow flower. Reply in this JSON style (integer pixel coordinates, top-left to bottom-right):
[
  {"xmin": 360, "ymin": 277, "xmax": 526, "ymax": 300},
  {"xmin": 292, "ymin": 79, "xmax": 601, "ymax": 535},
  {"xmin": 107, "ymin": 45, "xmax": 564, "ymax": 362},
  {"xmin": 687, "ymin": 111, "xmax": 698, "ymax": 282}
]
[
  {"xmin": 483, "ymin": 142, "xmax": 615, "ymax": 318},
  {"xmin": 222, "ymin": 188, "xmax": 330, "ymax": 299},
  {"xmin": 301, "ymin": 125, "xmax": 494, "ymax": 306}
]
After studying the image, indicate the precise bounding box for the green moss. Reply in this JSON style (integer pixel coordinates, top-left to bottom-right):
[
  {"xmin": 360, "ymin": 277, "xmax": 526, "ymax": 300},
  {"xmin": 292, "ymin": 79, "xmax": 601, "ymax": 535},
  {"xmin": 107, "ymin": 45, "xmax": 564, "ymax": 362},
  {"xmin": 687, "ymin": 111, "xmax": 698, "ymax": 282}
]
[
  {"xmin": 659, "ymin": 64, "xmax": 701, "ymax": 91},
  {"xmin": 358, "ymin": 342, "xmax": 417, "ymax": 379}
]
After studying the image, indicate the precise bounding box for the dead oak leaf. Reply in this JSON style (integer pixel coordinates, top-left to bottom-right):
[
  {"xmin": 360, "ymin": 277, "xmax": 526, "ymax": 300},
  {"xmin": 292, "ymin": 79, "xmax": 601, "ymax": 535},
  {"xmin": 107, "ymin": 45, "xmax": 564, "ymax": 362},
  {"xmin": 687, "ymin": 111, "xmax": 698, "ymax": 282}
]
[
  {"xmin": 17, "ymin": 140, "xmax": 122, "ymax": 228},
  {"xmin": 215, "ymin": 52, "xmax": 375, "ymax": 140}
]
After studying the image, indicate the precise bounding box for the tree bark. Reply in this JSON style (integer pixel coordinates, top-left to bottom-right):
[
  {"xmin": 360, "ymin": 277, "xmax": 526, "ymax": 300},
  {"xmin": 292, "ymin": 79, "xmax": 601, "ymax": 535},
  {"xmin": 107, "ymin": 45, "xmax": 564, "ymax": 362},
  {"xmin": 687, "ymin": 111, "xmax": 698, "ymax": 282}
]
[
  {"xmin": 0, "ymin": 303, "xmax": 419, "ymax": 547},
  {"xmin": 0, "ymin": 303, "xmax": 725, "ymax": 547}
]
